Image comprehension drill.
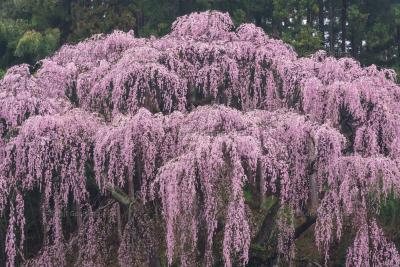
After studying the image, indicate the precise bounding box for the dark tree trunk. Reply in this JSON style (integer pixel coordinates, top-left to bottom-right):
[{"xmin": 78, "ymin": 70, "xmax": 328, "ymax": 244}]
[
  {"xmin": 397, "ymin": 26, "xmax": 400, "ymax": 63},
  {"xmin": 255, "ymin": 15, "xmax": 262, "ymax": 27},
  {"xmin": 178, "ymin": 0, "xmax": 184, "ymax": 15},
  {"xmin": 76, "ymin": 203, "xmax": 82, "ymax": 230},
  {"xmin": 341, "ymin": 0, "xmax": 348, "ymax": 55},
  {"xmin": 254, "ymin": 201, "xmax": 280, "ymax": 245},
  {"xmin": 116, "ymin": 204, "xmax": 122, "ymax": 242},
  {"xmin": 329, "ymin": 0, "xmax": 336, "ymax": 55},
  {"xmin": 350, "ymin": 31, "xmax": 358, "ymax": 59},
  {"xmin": 294, "ymin": 216, "xmax": 316, "ymax": 239},
  {"xmin": 272, "ymin": 17, "xmax": 281, "ymax": 38},
  {"xmin": 134, "ymin": 11, "xmax": 140, "ymax": 36},
  {"xmin": 148, "ymin": 246, "xmax": 161, "ymax": 267},
  {"xmin": 307, "ymin": 5, "xmax": 312, "ymax": 26},
  {"xmin": 318, "ymin": 0, "xmax": 325, "ymax": 44}
]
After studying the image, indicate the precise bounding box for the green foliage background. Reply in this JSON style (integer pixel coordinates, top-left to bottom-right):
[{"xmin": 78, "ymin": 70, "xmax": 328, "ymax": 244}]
[{"xmin": 0, "ymin": 0, "xmax": 400, "ymax": 79}]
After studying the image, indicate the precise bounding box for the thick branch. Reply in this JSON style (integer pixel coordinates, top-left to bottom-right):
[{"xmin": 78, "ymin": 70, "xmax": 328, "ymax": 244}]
[
  {"xmin": 295, "ymin": 215, "xmax": 316, "ymax": 239},
  {"xmin": 106, "ymin": 184, "xmax": 131, "ymax": 206},
  {"xmin": 254, "ymin": 196, "xmax": 279, "ymax": 245}
]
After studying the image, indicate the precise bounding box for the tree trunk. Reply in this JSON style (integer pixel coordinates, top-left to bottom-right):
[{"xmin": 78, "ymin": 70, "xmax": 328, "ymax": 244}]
[
  {"xmin": 307, "ymin": 4, "xmax": 312, "ymax": 26},
  {"xmin": 116, "ymin": 204, "xmax": 122, "ymax": 242},
  {"xmin": 128, "ymin": 174, "xmax": 134, "ymax": 201},
  {"xmin": 76, "ymin": 203, "xmax": 82, "ymax": 230},
  {"xmin": 318, "ymin": 0, "xmax": 325, "ymax": 45},
  {"xmin": 341, "ymin": 0, "xmax": 347, "ymax": 55},
  {"xmin": 329, "ymin": 0, "xmax": 335, "ymax": 55},
  {"xmin": 134, "ymin": 11, "xmax": 140, "ymax": 36},
  {"xmin": 350, "ymin": 31, "xmax": 358, "ymax": 59},
  {"xmin": 254, "ymin": 200, "xmax": 279, "ymax": 245},
  {"xmin": 255, "ymin": 15, "xmax": 262, "ymax": 27},
  {"xmin": 397, "ymin": 26, "xmax": 400, "ymax": 63},
  {"xmin": 148, "ymin": 246, "xmax": 161, "ymax": 267},
  {"xmin": 309, "ymin": 174, "xmax": 319, "ymax": 213},
  {"xmin": 272, "ymin": 17, "xmax": 280, "ymax": 38},
  {"xmin": 178, "ymin": 0, "xmax": 184, "ymax": 16}
]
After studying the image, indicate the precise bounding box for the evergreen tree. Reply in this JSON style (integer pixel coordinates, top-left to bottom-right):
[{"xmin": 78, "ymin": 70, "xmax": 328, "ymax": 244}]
[{"xmin": 0, "ymin": 0, "xmax": 399, "ymax": 78}]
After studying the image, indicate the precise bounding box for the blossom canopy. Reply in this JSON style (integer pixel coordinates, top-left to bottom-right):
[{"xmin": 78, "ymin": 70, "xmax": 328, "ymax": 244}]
[{"xmin": 1, "ymin": 10, "xmax": 400, "ymax": 267}]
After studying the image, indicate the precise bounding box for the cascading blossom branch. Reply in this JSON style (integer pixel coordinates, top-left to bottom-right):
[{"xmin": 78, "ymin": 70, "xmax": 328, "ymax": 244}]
[{"xmin": 1, "ymin": 10, "xmax": 400, "ymax": 267}]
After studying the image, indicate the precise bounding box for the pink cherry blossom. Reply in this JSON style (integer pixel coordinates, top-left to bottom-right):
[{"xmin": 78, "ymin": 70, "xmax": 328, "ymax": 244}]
[{"xmin": 1, "ymin": 11, "xmax": 400, "ymax": 267}]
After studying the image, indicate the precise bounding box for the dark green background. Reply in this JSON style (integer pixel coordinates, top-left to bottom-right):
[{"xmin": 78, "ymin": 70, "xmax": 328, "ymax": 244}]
[{"xmin": 1, "ymin": 0, "xmax": 400, "ymax": 79}]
